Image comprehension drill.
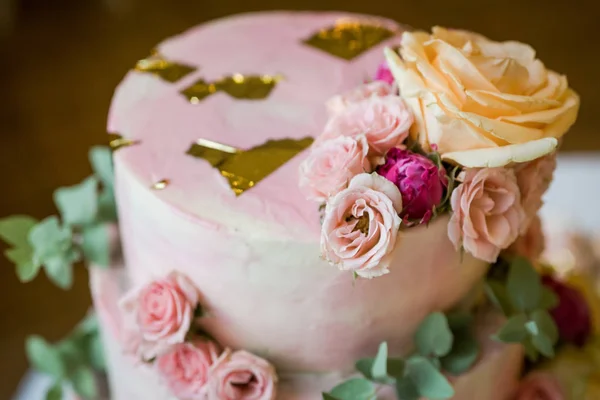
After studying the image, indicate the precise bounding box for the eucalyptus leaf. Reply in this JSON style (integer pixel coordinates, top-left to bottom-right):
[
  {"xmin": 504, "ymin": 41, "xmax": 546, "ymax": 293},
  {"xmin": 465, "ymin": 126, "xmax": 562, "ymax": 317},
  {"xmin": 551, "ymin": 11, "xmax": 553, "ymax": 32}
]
[
  {"xmin": 329, "ymin": 378, "xmax": 374, "ymax": 400},
  {"xmin": 440, "ymin": 330, "xmax": 479, "ymax": 375},
  {"xmin": 53, "ymin": 177, "xmax": 99, "ymax": 226},
  {"xmin": 387, "ymin": 358, "xmax": 406, "ymax": 379},
  {"xmin": 539, "ymin": 287, "xmax": 560, "ymax": 310},
  {"xmin": 522, "ymin": 337, "xmax": 539, "ymax": 362},
  {"xmin": 495, "ymin": 314, "xmax": 528, "ymax": 343},
  {"xmin": 371, "ymin": 342, "xmax": 388, "ymax": 380},
  {"xmin": 323, "ymin": 394, "xmax": 340, "ymax": 400},
  {"xmin": 355, "ymin": 358, "xmax": 374, "ymax": 379},
  {"xmin": 43, "ymin": 247, "xmax": 80, "ymax": 289},
  {"xmin": 532, "ymin": 332, "xmax": 555, "ymax": 358},
  {"xmin": 89, "ymin": 146, "xmax": 114, "ymax": 188},
  {"xmin": 98, "ymin": 188, "xmax": 118, "ymax": 222},
  {"xmin": 484, "ymin": 280, "xmax": 513, "ymax": 315},
  {"xmin": 395, "ymin": 377, "xmax": 420, "ymax": 400},
  {"xmin": 0, "ymin": 215, "xmax": 38, "ymax": 247},
  {"xmin": 5, "ymin": 247, "xmax": 40, "ymax": 282},
  {"xmin": 45, "ymin": 382, "xmax": 63, "ymax": 400},
  {"xmin": 507, "ymin": 257, "xmax": 541, "ymax": 312},
  {"xmin": 445, "ymin": 312, "xmax": 472, "ymax": 331},
  {"xmin": 81, "ymin": 224, "xmax": 110, "ymax": 267},
  {"xmin": 29, "ymin": 216, "xmax": 73, "ymax": 261},
  {"xmin": 531, "ymin": 309, "xmax": 559, "ymax": 344},
  {"xmin": 76, "ymin": 313, "xmax": 100, "ymax": 336},
  {"xmin": 69, "ymin": 365, "xmax": 97, "ymax": 399},
  {"xmin": 26, "ymin": 335, "xmax": 65, "ymax": 378},
  {"xmin": 415, "ymin": 312, "xmax": 453, "ymax": 357},
  {"xmin": 87, "ymin": 334, "xmax": 106, "ymax": 370},
  {"xmin": 406, "ymin": 356, "xmax": 454, "ymax": 399}
]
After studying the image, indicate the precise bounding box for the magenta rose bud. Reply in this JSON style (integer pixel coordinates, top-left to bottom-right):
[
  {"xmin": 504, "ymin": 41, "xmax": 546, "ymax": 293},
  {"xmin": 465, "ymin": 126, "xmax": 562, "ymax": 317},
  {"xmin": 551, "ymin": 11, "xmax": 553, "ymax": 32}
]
[
  {"xmin": 376, "ymin": 148, "xmax": 447, "ymax": 222},
  {"xmin": 374, "ymin": 62, "xmax": 394, "ymax": 86},
  {"xmin": 541, "ymin": 275, "xmax": 592, "ymax": 346}
]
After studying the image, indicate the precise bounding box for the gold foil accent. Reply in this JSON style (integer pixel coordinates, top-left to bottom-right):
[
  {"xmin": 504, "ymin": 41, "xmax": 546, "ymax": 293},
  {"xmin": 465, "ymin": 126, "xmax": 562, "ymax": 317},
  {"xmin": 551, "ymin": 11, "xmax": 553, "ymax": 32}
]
[
  {"xmin": 151, "ymin": 179, "xmax": 170, "ymax": 190},
  {"xmin": 181, "ymin": 74, "xmax": 283, "ymax": 103},
  {"xmin": 186, "ymin": 137, "xmax": 313, "ymax": 195},
  {"xmin": 303, "ymin": 20, "xmax": 396, "ymax": 60},
  {"xmin": 107, "ymin": 133, "xmax": 140, "ymax": 151},
  {"xmin": 134, "ymin": 52, "xmax": 196, "ymax": 83}
]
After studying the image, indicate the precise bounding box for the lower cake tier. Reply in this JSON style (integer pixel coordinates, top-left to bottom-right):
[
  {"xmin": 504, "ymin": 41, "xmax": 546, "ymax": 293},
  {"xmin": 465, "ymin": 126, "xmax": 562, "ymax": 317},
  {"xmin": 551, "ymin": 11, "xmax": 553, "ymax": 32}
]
[{"xmin": 90, "ymin": 266, "xmax": 524, "ymax": 399}]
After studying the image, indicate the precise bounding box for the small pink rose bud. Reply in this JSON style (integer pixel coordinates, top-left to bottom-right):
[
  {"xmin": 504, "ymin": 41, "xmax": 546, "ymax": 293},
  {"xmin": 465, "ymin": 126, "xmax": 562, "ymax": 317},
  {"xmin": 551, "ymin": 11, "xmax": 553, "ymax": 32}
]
[
  {"xmin": 374, "ymin": 62, "xmax": 395, "ymax": 86},
  {"xmin": 376, "ymin": 148, "xmax": 447, "ymax": 222}
]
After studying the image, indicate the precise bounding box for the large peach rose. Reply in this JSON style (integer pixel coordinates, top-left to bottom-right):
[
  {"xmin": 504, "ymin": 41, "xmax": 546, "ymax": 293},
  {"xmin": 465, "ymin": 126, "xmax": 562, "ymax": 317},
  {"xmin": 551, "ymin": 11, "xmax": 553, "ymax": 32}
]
[{"xmin": 385, "ymin": 27, "xmax": 579, "ymax": 168}]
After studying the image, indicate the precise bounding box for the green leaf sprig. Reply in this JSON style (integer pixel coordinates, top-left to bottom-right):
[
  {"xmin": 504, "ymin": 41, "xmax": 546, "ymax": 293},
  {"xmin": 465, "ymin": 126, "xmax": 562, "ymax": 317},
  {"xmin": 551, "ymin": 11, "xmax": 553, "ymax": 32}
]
[
  {"xmin": 323, "ymin": 311, "xmax": 480, "ymax": 400},
  {"xmin": 486, "ymin": 256, "xmax": 560, "ymax": 361},
  {"xmin": 26, "ymin": 313, "xmax": 105, "ymax": 400},
  {"xmin": 0, "ymin": 147, "xmax": 117, "ymax": 289}
]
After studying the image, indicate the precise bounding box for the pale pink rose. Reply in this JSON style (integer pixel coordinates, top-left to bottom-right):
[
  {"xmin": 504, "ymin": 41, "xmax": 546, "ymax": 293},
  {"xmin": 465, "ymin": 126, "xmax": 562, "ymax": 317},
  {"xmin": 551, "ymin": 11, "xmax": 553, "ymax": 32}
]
[
  {"xmin": 299, "ymin": 136, "xmax": 371, "ymax": 203},
  {"xmin": 119, "ymin": 271, "xmax": 199, "ymax": 359},
  {"xmin": 207, "ymin": 350, "xmax": 277, "ymax": 400},
  {"xmin": 448, "ymin": 168, "xmax": 526, "ymax": 263},
  {"xmin": 514, "ymin": 373, "xmax": 565, "ymax": 400},
  {"xmin": 516, "ymin": 153, "xmax": 557, "ymax": 232},
  {"xmin": 321, "ymin": 173, "xmax": 402, "ymax": 278},
  {"xmin": 156, "ymin": 340, "xmax": 220, "ymax": 400},
  {"xmin": 326, "ymin": 81, "xmax": 394, "ymax": 115},
  {"xmin": 509, "ymin": 215, "xmax": 545, "ymax": 261},
  {"xmin": 318, "ymin": 96, "xmax": 413, "ymax": 156}
]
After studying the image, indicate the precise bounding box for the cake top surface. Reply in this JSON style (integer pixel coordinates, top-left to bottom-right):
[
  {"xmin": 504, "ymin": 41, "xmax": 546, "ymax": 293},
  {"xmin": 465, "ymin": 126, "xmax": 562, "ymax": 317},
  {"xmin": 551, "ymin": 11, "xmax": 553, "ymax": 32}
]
[{"xmin": 108, "ymin": 11, "xmax": 401, "ymax": 240}]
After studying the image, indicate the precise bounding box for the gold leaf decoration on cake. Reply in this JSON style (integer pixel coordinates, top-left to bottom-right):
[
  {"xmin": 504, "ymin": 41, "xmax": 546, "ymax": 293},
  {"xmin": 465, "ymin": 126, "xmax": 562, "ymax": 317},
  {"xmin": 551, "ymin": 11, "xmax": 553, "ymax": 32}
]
[
  {"xmin": 303, "ymin": 20, "xmax": 396, "ymax": 60},
  {"xmin": 134, "ymin": 51, "xmax": 196, "ymax": 83},
  {"xmin": 181, "ymin": 74, "xmax": 283, "ymax": 103},
  {"xmin": 151, "ymin": 179, "xmax": 170, "ymax": 190},
  {"xmin": 107, "ymin": 133, "xmax": 140, "ymax": 151},
  {"xmin": 186, "ymin": 137, "xmax": 313, "ymax": 195}
]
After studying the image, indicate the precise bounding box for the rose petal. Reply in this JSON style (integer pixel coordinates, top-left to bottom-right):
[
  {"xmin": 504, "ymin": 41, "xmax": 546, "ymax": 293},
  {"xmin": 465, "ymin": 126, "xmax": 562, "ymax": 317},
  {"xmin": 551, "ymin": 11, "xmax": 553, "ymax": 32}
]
[{"xmin": 442, "ymin": 137, "xmax": 558, "ymax": 168}]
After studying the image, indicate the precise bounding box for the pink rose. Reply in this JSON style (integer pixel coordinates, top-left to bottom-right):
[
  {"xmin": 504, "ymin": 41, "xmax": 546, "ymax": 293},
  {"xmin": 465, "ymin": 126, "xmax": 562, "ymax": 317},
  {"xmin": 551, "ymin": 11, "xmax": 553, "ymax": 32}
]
[
  {"xmin": 299, "ymin": 136, "xmax": 371, "ymax": 203},
  {"xmin": 448, "ymin": 168, "xmax": 526, "ymax": 263},
  {"xmin": 376, "ymin": 148, "xmax": 448, "ymax": 223},
  {"xmin": 514, "ymin": 373, "xmax": 565, "ymax": 400},
  {"xmin": 509, "ymin": 215, "xmax": 545, "ymax": 261},
  {"xmin": 120, "ymin": 271, "xmax": 199, "ymax": 359},
  {"xmin": 374, "ymin": 61, "xmax": 395, "ymax": 86},
  {"xmin": 319, "ymin": 96, "xmax": 413, "ymax": 155},
  {"xmin": 207, "ymin": 350, "xmax": 277, "ymax": 400},
  {"xmin": 321, "ymin": 173, "xmax": 402, "ymax": 278},
  {"xmin": 156, "ymin": 340, "xmax": 220, "ymax": 400},
  {"xmin": 541, "ymin": 275, "xmax": 592, "ymax": 346},
  {"xmin": 516, "ymin": 154, "xmax": 557, "ymax": 232},
  {"xmin": 326, "ymin": 81, "xmax": 394, "ymax": 115}
]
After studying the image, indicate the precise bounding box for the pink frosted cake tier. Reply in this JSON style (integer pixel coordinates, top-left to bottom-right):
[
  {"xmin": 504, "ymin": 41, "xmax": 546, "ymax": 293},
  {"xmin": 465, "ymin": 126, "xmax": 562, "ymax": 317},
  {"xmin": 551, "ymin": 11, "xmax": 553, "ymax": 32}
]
[
  {"xmin": 104, "ymin": 11, "xmax": 523, "ymax": 398},
  {"xmin": 91, "ymin": 266, "xmax": 523, "ymax": 399}
]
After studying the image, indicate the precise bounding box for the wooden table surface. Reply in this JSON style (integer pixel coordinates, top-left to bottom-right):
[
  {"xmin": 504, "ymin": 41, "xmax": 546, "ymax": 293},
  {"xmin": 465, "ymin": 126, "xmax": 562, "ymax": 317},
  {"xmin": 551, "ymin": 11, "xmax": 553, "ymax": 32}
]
[{"xmin": 0, "ymin": 0, "xmax": 598, "ymax": 397}]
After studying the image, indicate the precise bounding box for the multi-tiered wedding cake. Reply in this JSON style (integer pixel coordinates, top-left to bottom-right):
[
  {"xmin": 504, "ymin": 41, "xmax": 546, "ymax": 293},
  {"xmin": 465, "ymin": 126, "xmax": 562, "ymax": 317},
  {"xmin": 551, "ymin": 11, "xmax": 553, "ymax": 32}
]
[{"xmin": 2, "ymin": 11, "xmax": 599, "ymax": 400}]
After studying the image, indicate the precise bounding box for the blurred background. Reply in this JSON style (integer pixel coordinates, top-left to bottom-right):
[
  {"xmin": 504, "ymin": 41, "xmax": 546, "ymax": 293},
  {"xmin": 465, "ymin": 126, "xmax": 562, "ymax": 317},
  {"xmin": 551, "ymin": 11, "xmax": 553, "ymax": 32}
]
[{"xmin": 0, "ymin": 0, "xmax": 599, "ymax": 398}]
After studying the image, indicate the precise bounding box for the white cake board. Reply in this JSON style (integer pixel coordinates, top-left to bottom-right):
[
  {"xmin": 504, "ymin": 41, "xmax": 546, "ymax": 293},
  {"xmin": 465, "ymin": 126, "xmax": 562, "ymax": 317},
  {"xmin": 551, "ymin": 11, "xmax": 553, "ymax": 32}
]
[{"xmin": 12, "ymin": 154, "xmax": 600, "ymax": 400}]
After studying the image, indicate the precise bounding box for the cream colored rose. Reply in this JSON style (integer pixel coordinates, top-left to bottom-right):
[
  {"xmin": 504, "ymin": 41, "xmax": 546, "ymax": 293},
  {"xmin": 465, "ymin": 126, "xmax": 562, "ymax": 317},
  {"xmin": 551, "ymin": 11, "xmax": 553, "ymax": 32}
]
[{"xmin": 385, "ymin": 27, "xmax": 580, "ymax": 168}]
